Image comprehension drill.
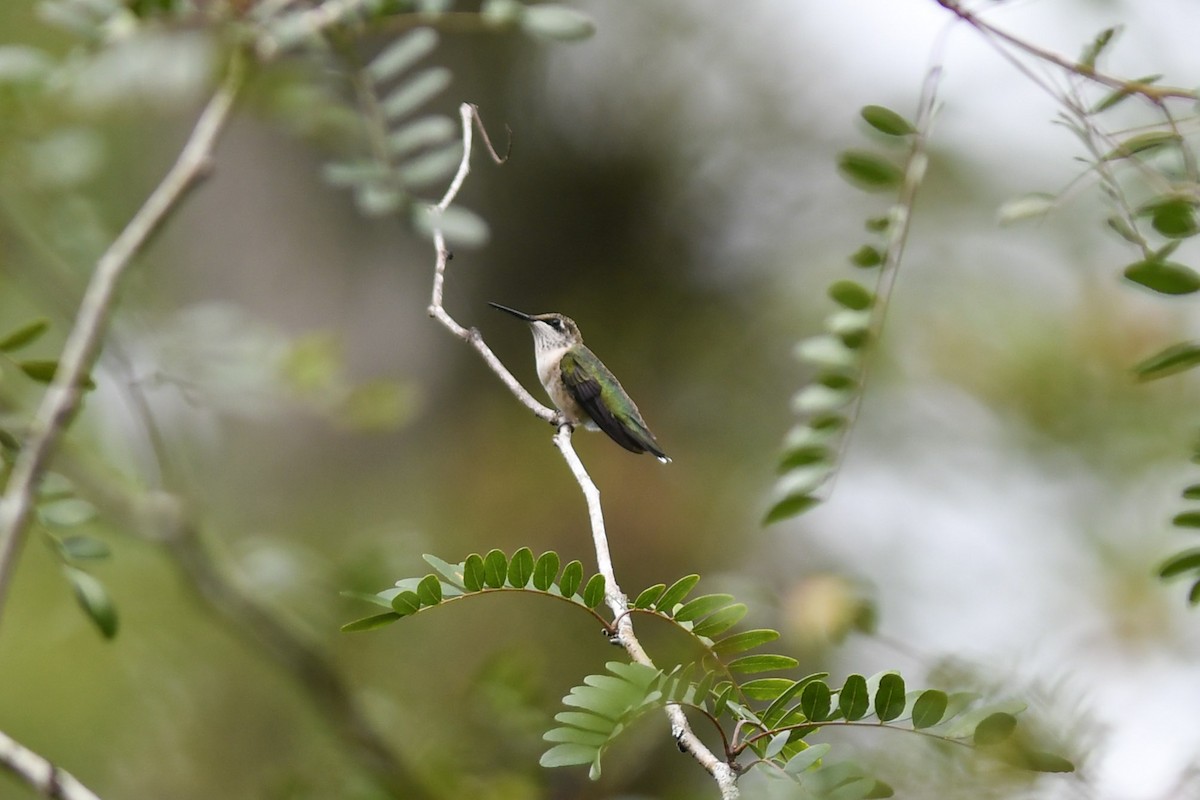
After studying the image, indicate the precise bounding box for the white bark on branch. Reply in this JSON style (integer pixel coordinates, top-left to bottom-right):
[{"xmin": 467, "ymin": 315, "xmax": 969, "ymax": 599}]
[
  {"xmin": 427, "ymin": 102, "xmax": 738, "ymax": 799},
  {"xmin": 0, "ymin": 729, "xmax": 102, "ymax": 800}
]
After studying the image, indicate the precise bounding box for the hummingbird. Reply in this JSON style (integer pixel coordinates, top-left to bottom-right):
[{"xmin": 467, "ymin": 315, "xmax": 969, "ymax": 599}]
[{"xmin": 489, "ymin": 303, "xmax": 670, "ymax": 463}]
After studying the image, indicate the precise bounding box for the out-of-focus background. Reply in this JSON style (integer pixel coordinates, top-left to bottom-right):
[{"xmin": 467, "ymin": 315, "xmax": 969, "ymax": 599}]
[{"xmin": 2, "ymin": 0, "xmax": 1200, "ymax": 798}]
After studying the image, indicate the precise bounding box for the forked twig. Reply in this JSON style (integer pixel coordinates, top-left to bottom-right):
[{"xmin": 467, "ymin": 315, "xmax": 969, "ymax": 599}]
[{"xmin": 426, "ymin": 102, "xmax": 738, "ymax": 799}]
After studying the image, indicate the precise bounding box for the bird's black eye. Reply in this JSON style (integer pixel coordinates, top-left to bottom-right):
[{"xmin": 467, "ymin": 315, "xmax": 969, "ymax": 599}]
[{"xmin": 549, "ymin": 319, "xmax": 563, "ymax": 331}]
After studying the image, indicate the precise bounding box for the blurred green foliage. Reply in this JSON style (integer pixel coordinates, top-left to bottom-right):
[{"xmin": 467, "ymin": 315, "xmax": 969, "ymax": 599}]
[{"xmin": 3, "ymin": 0, "xmax": 1200, "ymax": 798}]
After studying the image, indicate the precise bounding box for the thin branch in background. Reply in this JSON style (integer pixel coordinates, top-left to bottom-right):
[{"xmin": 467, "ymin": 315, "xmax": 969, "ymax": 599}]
[
  {"xmin": 934, "ymin": 0, "xmax": 1197, "ymax": 102},
  {"xmin": 0, "ymin": 53, "xmax": 246, "ymax": 626},
  {"xmin": 0, "ymin": 729, "xmax": 102, "ymax": 800},
  {"xmin": 426, "ymin": 102, "xmax": 739, "ymax": 799}
]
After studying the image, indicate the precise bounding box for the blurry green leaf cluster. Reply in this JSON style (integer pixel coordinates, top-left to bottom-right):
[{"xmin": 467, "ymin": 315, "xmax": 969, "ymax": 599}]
[{"xmin": 765, "ymin": 103, "xmax": 918, "ymax": 525}]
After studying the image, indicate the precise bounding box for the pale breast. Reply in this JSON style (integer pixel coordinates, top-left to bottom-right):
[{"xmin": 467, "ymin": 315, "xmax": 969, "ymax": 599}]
[{"xmin": 535, "ymin": 345, "xmax": 587, "ymax": 424}]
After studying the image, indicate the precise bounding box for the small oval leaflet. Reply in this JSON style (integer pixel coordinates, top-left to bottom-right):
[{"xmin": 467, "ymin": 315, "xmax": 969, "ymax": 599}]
[
  {"xmin": 713, "ymin": 628, "xmax": 780, "ymax": 655},
  {"xmin": 0, "ymin": 318, "xmax": 50, "ymax": 352},
  {"xmin": 463, "ymin": 553, "xmax": 485, "ymax": 591},
  {"xmin": 532, "ymin": 551, "xmax": 560, "ymax": 591},
  {"xmin": 582, "ymin": 573, "xmax": 606, "ymax": 608},
  {"xmin": 911, "ymin": 689, "xmax": 948, "ymax": 729},
  {"xmin": 507, "ymin": 546, "xmax": 535, "ymax": 588},
  {"xmin": 860, "ymin": 105, "xmax": 915, "ymax": 137},
  {"xmin": 837, "ymin": 150, "xmax": 903, "ymax": 191},
  {"xmin": 974, "ymin": 711, "xmax": 1017, "ymax": 746},
  {"xmin": 839, "ymin": 673, "xmax": 870, "ymax": 721},
  {"xmin": 873, "ymin": 673, "xmax": 906, "ymax": 722},
  {"xmin": 1123, "ymin": 258, "xmax": 1200, "ymax": 296},
  {"xmin": 483, "ymin": 549, "xmax": 508, "ymax": 588},
  {"xmin": 1134, "ymin": 341, "xmax": 1200, "ymax": 381},
  {"xmin": 65, "ymin": 566, "xmax": 118, "ymax": 639},
  {"xmin": 416, "ymin": 574, "xmax": 442, "ymax": 606},
  {"xmin": 1158, "ymin": 548, "xmax": 1200, "ymax": 578},
  {"xmin": 559, "ymin": 560, "xmax": 584, "ymax": 597},
  {"xmin": 520, "ymin": 4, "xmax": 596, "ymax": 41},
  {"xmin": 800, "ymin": 680, "xmax": 832, "ymax": 722},
  {"xmin": 828, "ymin": 280, "xmax": 874, "ymax": 311},
  {"xmin": 654, "ymin": 574, "xmax": 700, "ymax": 613}
]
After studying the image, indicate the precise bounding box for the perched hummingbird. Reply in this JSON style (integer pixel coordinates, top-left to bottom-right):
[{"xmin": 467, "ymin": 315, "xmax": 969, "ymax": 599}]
[{"xmin": 489, "ymin": 303, "xmax": 670, "ymax": 463}]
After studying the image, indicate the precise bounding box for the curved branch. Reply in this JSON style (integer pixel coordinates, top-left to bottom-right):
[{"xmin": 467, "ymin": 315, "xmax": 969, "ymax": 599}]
[
  {"xmin": 426, "ymin": 103, "xmax": 738, "ymax": 798},
  {"xmin": 0, "ymin": 53, "xmax": 245, "ymax": 625},
  {"xmin": 0, "ymin": 729, "xmax": 102, "ymax": 800}
]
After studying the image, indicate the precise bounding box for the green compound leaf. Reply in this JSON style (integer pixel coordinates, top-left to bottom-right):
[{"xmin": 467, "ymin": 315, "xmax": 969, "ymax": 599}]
[
  {"xmin": 837, "ymin": 150, "xmax": 903, "ymax": 191},
  {"xmin": 654, "ymin": 574, "xmax": 700, "ymax": 613},
  {"xmin": 860, "ymin": 105, "xmax": 915, "ymax": 136},
  {"xmin": 483, "ymin": 549, "xmax": 508, "ymax": 589},
  {"xmin": 532, "ymin": 550, "xmax": 560, "ymax": 591},
  {"xmin": 541, "ymin": 661, "xmax": 662, "ymax": 780},
  {"xmin": 559, "ymin": 560, "xmax": 583, "ymax": 597},
  {"xmin": 507, "ymin": 546, "xmax": 534, "ymax": 588},
  {"xmin": 582, "ymin": 574, "xmax": 606, "ymax": 608}
]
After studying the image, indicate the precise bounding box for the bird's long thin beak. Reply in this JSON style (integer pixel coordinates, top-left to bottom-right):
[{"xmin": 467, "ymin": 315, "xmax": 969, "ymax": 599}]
[{"xmin": 488, "ymin": 302, "xmax": 535, "ymax": 321}]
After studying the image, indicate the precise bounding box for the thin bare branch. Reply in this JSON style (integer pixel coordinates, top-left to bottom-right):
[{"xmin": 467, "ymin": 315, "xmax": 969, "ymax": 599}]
[
  {"xmin": 0, "ymin": 53, "xmax": 246, "ymax": 625},
  {"xmin": 552, "ymin": 427, "xmax": 739, "ymax": 798},
  {"xmin": 426, "ymin": 102, "xmax": 738, "ymax": 798},
  {"xmin": 934, "ymin": 0, "xmax": 1196, "ymax": 102},
  {"xmin": 427, "ymin": 104, "xmax": 556, "ymax": 423},
  {"xmin": 0, "ymin": 729, "xmax": 102, "ymax": 800}
]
